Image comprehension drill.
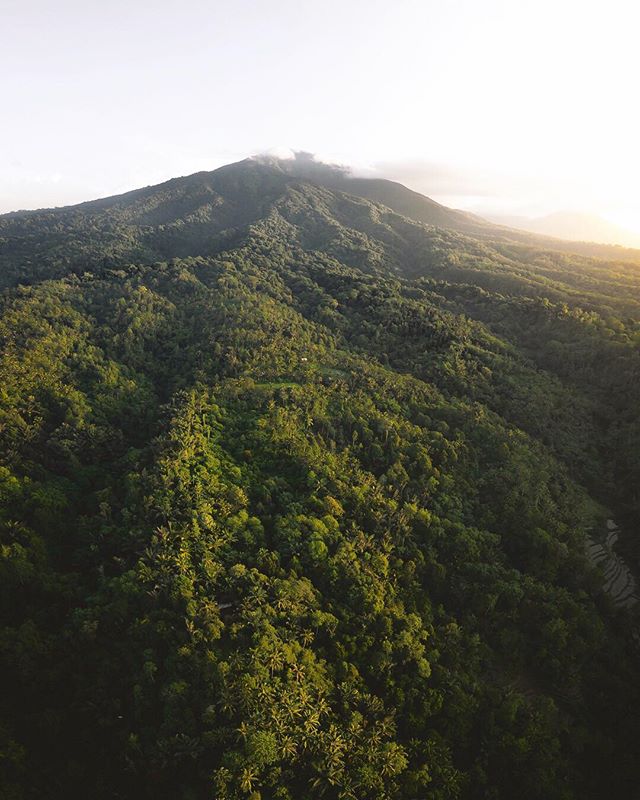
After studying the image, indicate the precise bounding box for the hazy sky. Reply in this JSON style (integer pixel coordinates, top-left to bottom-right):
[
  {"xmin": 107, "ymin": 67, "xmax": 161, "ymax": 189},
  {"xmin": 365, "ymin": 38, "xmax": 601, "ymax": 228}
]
[{"xmin": 2, "ymin": 0, "xmax": 640, "ymax": 231}]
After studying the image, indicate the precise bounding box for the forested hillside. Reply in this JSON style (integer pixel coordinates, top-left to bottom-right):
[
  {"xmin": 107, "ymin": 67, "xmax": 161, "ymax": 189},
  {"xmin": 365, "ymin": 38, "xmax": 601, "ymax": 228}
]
[{"xmin": 1, "ymin": 157, "xmax": 639, "ymax": 799}]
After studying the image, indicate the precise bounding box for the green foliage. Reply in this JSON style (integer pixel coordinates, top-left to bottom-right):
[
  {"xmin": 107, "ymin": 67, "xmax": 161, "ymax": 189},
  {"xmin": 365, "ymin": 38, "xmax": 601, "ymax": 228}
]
[{"xmin": 0, "ymin": 159, "xmax": 639, "ymax": 799}]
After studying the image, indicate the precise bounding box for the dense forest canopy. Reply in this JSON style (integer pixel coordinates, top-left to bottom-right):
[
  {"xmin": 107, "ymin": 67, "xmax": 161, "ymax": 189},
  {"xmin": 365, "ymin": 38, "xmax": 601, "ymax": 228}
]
[{"xmin": 1, "ymin": 156, "xmax": 639, "ymax": 799}]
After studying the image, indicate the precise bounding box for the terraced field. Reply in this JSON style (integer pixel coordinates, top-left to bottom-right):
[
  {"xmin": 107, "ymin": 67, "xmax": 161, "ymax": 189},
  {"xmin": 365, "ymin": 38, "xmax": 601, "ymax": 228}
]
[{"xmin": 587, "ymin": 520, "xmax": 639, "ymax": 608}]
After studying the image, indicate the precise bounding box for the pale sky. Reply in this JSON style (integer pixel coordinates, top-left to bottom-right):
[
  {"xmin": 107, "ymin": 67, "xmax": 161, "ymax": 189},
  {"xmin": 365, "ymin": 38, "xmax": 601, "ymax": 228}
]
[{"xmin": 2, "ymin": 0, "xmax": 640, "ymax": 233}]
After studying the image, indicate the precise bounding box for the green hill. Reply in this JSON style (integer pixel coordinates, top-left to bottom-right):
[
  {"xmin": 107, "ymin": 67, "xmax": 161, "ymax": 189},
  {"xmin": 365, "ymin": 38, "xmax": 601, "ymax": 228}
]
[{"xmin": 1, "ymin": 157, "xmax": 639, "ymax": 799}]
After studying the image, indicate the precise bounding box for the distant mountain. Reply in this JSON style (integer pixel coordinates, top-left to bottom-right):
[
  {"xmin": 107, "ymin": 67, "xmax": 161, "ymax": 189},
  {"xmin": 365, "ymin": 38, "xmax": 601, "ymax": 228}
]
[{"xmin": 487, "ymin": 210, "xmax": 640, "ymax": 249}]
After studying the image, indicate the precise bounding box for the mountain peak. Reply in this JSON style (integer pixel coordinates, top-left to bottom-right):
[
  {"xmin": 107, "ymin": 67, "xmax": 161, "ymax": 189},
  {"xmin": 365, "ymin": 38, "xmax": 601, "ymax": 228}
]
[{"xmin": 251, "ymin": 150, "xmax": 351, "ymax": 179}]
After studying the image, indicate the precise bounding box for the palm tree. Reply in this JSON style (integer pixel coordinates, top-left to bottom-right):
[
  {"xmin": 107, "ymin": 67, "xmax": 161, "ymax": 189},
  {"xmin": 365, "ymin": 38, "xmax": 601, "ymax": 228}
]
[{"xmin": 240, "ymin": 766, "xmax": 258, "ymax": 794}]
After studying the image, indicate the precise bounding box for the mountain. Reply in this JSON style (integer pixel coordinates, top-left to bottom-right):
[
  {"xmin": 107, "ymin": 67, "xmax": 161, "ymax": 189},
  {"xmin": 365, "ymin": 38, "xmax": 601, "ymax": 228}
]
[
  {"xmin": 1, "ymin": 156, "xmax": 640, "ymax": 800},
  {"xmin": 253, "ymin": 152, "xmax": 495, "ymax": 233},
  {"xmin": 252, "ymin": 153, "xmax": 640, "ymax": 260},
  {"xmin": 487, "ymin": 210, "xmax": 640, "ymax": 249}
]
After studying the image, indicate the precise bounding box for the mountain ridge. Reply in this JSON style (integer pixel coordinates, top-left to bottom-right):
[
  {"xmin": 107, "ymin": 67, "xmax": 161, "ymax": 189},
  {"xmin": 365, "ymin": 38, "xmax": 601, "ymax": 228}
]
[{"xmin": 4, "ymin": 155, "xmax": 640, "ymax": 266}]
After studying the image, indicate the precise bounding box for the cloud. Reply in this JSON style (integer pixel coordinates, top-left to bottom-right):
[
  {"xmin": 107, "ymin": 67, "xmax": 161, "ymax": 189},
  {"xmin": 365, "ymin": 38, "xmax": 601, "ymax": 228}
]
[
  {"xmin": 252, "ymin": 150, "xmax": 351, "ymax": 181},
  {"xmin": 260, "ymin": 146, "xmax": 297, "ymax": 161}
]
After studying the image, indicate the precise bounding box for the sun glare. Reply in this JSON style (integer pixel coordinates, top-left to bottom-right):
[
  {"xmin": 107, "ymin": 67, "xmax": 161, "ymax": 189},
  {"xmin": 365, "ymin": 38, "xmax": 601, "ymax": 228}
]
[{"xmin": 603, "ymin": 208, "xmax": 640, "ymax": 238}]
